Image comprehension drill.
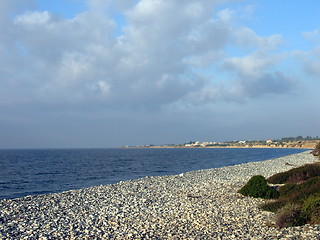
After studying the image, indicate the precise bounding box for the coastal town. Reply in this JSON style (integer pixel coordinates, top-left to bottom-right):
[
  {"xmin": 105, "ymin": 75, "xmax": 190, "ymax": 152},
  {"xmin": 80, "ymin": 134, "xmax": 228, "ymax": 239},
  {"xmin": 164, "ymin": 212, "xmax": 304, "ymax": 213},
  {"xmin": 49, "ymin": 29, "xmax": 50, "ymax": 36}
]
[{"xmin": 126, "ymin": 136, "xmax": 319, "ymax": 149}]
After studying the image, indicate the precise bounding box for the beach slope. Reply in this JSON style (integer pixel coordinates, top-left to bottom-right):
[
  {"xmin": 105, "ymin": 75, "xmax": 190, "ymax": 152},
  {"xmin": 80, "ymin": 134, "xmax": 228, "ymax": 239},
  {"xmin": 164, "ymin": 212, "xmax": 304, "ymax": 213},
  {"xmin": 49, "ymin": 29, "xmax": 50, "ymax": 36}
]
[{"xmin": 1, "ymin": 151, "xmax": 320, "ymax": 239}]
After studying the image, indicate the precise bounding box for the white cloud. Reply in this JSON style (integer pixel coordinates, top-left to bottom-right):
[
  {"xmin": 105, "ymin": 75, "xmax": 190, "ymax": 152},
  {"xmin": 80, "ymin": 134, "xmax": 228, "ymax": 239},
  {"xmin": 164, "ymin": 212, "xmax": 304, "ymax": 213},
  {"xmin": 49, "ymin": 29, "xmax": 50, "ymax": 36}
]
[
  {"xmin": 0, "ymin": 0, "xmax": 300, "ymax": 112},
  {"xmin": 217, "ymin": 8, "xmax": 234, "ymax": 22},
  {"xmin": 223, "ymin": 51, "xmax": 282, "ymax": 76},
  {"xmin": 185, "ymin": 2, "xmax": 205, "ymax": 19},
  {"xmin": 98, "ymin": 81, "xmax": 111, "ymax": 95},
  {"xmin": 56, "ymin": 52, "xmax": 92, "ymax": 86},
  {"xmin": 297, "ymin": 46, "xmax": 320, "ymax": 78},
  {"xmin": 232, "ymin": 27, "xmax": 283, "ymax": 50},
  {"xmin": 303, "ymin": 29, "xmax": 320, "ymax": 43},
  {"xmin": 14, "ymin": 11, "xmax": 51, "ymax": 25},
  {"xmin": 295, "ymin": 30, "xmax": 320, "ymax": 79},
  {"xmin": 220, "ymin": 50, "xmax": 298, "ymax": 100}
]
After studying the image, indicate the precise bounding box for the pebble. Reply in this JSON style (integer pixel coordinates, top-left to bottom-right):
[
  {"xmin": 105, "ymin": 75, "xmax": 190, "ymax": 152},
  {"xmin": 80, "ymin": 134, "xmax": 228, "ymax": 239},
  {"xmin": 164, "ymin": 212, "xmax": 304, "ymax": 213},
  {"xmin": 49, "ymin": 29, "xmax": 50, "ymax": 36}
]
[{"xmin": 0, "ymin": 151, "xmax": 320, "ymax": 239}]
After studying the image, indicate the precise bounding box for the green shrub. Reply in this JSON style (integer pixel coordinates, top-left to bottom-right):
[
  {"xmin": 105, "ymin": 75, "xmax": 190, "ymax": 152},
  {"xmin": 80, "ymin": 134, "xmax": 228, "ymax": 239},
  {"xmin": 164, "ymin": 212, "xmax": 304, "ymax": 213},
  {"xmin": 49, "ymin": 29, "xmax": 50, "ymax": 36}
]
[
  {"xmin": 267, "ymin": 163, "xmax": 320, "ymax": 184},
  {"xmin": 239, "ymin": 175, "xmax": 279, "ymax": 199},
  {"xmin": 275, "ymin": 203, "xmax": 306, "ymax": 228}
]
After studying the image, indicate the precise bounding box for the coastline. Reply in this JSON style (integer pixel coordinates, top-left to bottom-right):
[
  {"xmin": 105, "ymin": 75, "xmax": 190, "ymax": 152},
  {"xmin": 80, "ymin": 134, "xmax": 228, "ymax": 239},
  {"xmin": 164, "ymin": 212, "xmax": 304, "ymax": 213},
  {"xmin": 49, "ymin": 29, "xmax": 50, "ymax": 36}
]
[
  {"xmin": 127, "ymin": 140, "xmax": 318, "ymax": 149},
  {"xmin": 141, "ymin": 146, "xmax": 313, "ymax": 149},
  {"xmin": 1, "ymin": 150, "xmax": 320, "ymax": 239}
]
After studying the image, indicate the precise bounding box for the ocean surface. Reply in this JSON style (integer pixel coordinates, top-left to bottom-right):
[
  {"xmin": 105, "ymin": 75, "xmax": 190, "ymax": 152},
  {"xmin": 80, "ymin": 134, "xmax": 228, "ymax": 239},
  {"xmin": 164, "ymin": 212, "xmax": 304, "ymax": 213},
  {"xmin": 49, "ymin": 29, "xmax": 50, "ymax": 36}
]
[{"xmin": 0, "ymin": 148, "xmax": 308, "ymax": 200}]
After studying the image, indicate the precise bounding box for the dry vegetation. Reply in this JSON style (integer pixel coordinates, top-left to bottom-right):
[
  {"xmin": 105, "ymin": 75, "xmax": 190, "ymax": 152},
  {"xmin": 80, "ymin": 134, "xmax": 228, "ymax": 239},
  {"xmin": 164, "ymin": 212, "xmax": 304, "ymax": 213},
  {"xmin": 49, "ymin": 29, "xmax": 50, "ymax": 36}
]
[{"xmin": 239, "ymin": 142, "xmax": 320, "ymax": 228}]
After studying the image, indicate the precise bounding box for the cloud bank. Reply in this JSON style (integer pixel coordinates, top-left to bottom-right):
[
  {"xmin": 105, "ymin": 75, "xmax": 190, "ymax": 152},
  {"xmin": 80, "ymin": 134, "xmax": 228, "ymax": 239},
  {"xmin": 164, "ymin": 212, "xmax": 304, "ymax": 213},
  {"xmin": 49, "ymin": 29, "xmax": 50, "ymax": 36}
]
[{"xmin": 0, "ymin": 0, "xmax": 301, "ymax": 111}]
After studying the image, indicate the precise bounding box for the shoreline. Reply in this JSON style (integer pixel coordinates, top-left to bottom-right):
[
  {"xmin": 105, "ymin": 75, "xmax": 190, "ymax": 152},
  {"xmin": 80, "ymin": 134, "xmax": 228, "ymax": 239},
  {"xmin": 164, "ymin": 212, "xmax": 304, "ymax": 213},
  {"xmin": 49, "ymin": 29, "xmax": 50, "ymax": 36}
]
[
  {"xmin": 133, "ymin": 146, "xmax": 313, "ymax": 149},
  {"xmin": 1, "ymin": 150, "xmax": 320, "ymax": 239},
  {"xmin": 126, "ymin": 140, "xmax": 318, "ymax": 149}
]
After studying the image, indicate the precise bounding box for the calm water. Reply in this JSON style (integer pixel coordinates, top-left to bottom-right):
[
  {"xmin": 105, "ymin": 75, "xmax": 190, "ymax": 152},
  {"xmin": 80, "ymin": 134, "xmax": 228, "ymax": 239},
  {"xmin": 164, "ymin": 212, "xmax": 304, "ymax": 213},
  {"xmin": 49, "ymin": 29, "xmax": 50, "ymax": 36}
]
[{"xmin": 0, "ymin": 148, "xmax": 308, "ymax": 200}]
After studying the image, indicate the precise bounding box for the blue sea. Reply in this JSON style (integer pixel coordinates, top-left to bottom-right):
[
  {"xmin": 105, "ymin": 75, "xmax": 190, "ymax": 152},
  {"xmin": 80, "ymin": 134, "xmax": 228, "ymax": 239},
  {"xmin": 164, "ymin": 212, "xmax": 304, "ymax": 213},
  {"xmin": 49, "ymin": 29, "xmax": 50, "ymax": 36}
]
[{"xmin": 0, "ymin": 148, "xmax": 308, "ymax": 200}]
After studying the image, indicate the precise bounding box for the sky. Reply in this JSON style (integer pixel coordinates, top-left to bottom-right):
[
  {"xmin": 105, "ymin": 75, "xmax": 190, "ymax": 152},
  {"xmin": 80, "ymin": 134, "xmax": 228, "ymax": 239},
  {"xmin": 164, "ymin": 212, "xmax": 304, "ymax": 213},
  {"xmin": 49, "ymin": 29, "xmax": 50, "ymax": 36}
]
[{"xmin": 0, "ymin": 0, "xmax": 319, "ymax": 148}]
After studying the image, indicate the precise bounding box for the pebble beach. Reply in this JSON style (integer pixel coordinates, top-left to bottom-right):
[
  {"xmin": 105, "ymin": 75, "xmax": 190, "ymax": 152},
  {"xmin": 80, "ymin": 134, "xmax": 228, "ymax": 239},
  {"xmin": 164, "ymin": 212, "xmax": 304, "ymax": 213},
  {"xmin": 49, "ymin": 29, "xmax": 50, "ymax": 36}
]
[{"xmin": 1, "ymin": 150, "xmax": 320, "ymax": 239}]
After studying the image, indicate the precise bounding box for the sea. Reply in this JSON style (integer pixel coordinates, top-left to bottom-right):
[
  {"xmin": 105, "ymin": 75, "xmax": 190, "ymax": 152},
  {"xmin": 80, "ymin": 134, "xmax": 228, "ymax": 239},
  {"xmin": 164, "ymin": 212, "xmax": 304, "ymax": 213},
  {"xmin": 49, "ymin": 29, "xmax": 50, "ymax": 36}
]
[{"xmin": 0, "ymin": 148, "xmax": 309, "ymax": 200}]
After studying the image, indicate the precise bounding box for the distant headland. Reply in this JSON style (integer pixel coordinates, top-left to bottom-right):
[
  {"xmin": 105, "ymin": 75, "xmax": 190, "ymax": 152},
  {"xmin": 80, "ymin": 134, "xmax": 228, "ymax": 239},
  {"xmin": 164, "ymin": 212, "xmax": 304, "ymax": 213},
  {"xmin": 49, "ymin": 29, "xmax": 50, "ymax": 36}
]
[{"xmin": 123, "ymin": 136, "xmax": 319, "ymax": 149}]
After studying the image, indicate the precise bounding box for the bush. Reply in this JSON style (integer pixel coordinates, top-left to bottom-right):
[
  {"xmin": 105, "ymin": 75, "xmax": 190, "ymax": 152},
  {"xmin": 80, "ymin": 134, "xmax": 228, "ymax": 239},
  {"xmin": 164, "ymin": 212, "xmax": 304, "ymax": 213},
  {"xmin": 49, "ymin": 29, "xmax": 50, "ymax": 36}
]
[
  {"xmin": 267, "ymin": 163, "xmax": 320, "ymax": 184},
  {"xmin": 275, "ymin": 203, "xmax": 306, "ymax": 228},
  {"xmin": 239, "ymin": 175, "xmax": 279, "ymax": 199}
]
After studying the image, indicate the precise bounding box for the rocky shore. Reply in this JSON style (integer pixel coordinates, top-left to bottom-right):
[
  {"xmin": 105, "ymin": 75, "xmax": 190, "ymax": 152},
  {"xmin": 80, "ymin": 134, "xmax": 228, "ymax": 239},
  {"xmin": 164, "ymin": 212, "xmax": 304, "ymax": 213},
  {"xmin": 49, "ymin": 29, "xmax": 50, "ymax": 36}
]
[{"xmin": 1, "ymin": 151, "xmax": 320, "ymax": 239}]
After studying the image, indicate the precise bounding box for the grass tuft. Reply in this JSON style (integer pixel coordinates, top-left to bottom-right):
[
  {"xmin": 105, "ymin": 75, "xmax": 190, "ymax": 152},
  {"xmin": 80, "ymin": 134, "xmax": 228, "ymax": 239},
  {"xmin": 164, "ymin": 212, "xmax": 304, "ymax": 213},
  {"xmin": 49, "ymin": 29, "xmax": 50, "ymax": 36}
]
[
  {"xmin": 261, "ymin": 176, "xmax": 320, "ymax": 213},
  {"xmin": 301, "ymin": 194, "xmax": 320, "ymax": 224},
  {"xmin": 267, "ymin": 163, "xmax": 320, "ymax": 184},
  {"xmin": 275, "ymin": 203, "xmax": 306, "ymax": 228}
]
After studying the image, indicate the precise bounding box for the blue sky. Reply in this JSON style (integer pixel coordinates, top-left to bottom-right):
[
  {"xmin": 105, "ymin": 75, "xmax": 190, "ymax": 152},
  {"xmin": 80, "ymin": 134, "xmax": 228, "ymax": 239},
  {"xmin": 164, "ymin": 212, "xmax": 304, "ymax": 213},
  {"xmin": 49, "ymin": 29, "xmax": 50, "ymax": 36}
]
[{"xmin": 0, "ymin": 0, "xmax": 319, "ymax": 148}]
